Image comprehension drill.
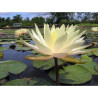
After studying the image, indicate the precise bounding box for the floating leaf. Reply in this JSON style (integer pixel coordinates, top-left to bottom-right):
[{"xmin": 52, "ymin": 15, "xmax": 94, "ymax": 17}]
[
  {"xmin": 0, "ymin": 79, "xmax": 6, "ymax": 84},
  {"xmin": 93, "ymin": 48, "xmax": 98, "ymax": 56},
  {"xmin": 31, "ymin": 50, "xmax": 39, "ymax": 54},
  {"xmin": 30, "ymin": 77, "xmax": 53, "ymax": 86},
  {"xmin": 49, "ymin": 65, "xmax": 92, "ymax": 84},
  {"xmin": 0, "ymin": 51, "xmax": 4, "ymax": 59},
  {"xmin": 3, "ymin": 78, "xmax": 52, "ymax": 86},
  {"xmin": 75, "ymin": 62, "xmax": 98, "ymax": 75},
  {"xmin": 0, "ymin": 71, "xmax": 8, "ymax": 80},
  {"xmin": 33, "ymin": 58, "xmax": 64, "ymax": 70},
  {"xmin": 3, "ymin": 78, "xmax": 37, "ymax": 86},
  {"xmin": 0, "ymin": 41, "xmax": 15, "ymax": 45},
  {"xmin": 61, "ymin": 56, "xmax": 85, "ymax": 64},
  {"xmin": 0, "ymin": 60, "xmax": 27, "ymax": 79},
  {"xmin": 16, "ymin": 47, "xmax": 31, "ymax": 51},
  {"xmin": 81, "ymin": 55, "xmax": 93, "ymax": 62},
  {"xmin": 0, "ymin": 39, "xmax": 2, "ymax": 42},
  {"xmin": 0, "ymin": 47, "xmax": 8, "ymax": 52},
  {"xmin": 85, "ymin": 51, "xmax": 93, "ymax": 56}
]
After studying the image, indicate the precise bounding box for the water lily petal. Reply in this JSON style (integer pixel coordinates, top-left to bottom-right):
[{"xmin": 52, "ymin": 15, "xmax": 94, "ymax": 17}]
[
  {"xmin": 71, "ymin": 49, "xmax": 93, "ymax": 55},
  {"xmin": 53, "ymin": 33, "xmax": 67, "ymax": 52},
  {"xmin": 44, "ymin": 24, "xmax": 53, "ymax": 48},
  {"xmin": 25, "ymin": 55, "xmax": 53, "ymax": 60},
  {"xmin": 31, "ymin": 30, "xmax": 47, "ymax": 46},
  {"xmin": 51, "ymin": 24, "xmax": 55, "ymax": 32},
  {"xmin": 21, "ymin": 39, "xmax": 52, "ymax": 55},
  {"xmin": 72, "ymin": 30, "xmax": 86, "ymax": 42},
  {"xmin": 61, "ymin": 56, "xmax": 85, "ymax": 64},
  {"xmin": 60, "ymin": 37, "xmax": 84, "ymax": 53},
  {"xmin": 21, "ymin": 39, "xmax": 41, "ymax": 52},
  {"xmin": 71, "ymin": 44, "xmax": 91, "ymax": 52},
  {"xmin": 31, "ymin": 30, "xmax": 40, "ymax": 41},
  {"xmin": 35, "ymin": 24, "xmax": 46, "ymax": 45},
  {"xmin": 60, "ymin": 24, "xmax": 65, "ymax": 31}
]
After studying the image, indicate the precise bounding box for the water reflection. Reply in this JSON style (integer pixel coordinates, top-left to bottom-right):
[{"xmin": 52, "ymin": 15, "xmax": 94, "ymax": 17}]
[
  {"xmin": 0, "ymin": 51, "xmax": 4, "ymax": 60},
  {"xmin": 1, "ymin": 43, "xmax": 98, "ymax": 86},
  {"xmin": 0, "ymin": 44, "xmax": 49, "ymax": 81}
]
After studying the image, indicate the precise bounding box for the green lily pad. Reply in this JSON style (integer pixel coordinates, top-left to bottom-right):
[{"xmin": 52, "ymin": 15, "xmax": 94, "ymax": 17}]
[
  {"xmin": 85, "ymin": 52, "xmax": 93, "ymax": 56},
  {"xmin": 3, "ymin": 78, "xmax": 37, "ymax": 86},
  {"xmin": 0, "ymin": 41, "xmax": 15, "ymax": 45},
  {"xmin": 3, "ymin": 78, "xmax": 53, "ymax": 86},
  {"xmin": 2, "ymin": 39, "xmax": 15, "ymax": 41},
  {"xmin": 31, "ymin": 77, "xmax": 53, "ymax": 86},
  {"xmin": 16, "ymin": 40, "xmax": 30, "ymax": 43},
  {"xmin": 49, "ymin": 65, "xmax": 92, "ymax": 84},
  {"xmin": 33, "ymin": 58, "xmax": 64, "ymax": 70},
  {"xmin": 31, "ymin": 50, "xmax": 39, "ymax": 54},
  {"xmin": 0, "ymin": 39, "xmax": 2, "ymax": 42},
  {"xmin": 16, "ymin": 47, "xmax": 31, "ymax": 51},
  {"xmin": 0, "ymin": 60, "xmax": 27, "ymax": 79},
  {"xmin": 93, "ymin": 48, "xmax": 98, "ymax": 56},
  {"xmin": 0, "ymin": 47, "xmax": 9, "ymax": 52},
  {"xmin": 0, "ymin": 71, "xmax": 8, "ymax": 80},
  {"xmin": 81, "ymin": 55, "xmax": 93, "ymax": 62},
  {"xmin": 0, "ymin": 51, "xmax": 4, "ymax": 59},
  {"xmin": 75, "ymin": 62, "xmax": 98, "ymax": 75}
]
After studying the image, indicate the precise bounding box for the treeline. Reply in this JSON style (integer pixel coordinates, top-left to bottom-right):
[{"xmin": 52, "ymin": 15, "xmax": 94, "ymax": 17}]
[{"xmin": 0, "ymin": 12, "xmax": 98, "ymax": 28}]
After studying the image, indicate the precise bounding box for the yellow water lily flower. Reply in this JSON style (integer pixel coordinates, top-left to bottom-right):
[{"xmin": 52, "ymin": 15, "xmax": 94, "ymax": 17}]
[
  {"xmin": 15, "ymin": 29, "xmax": 28, "ymax": 36},
  {"xmin": 22, "ymin": 24, "xmax": 92, "ymax": 60},
  {"xmin": 91, "ymin": 27, "xmax": 98, "ymax": 32}
]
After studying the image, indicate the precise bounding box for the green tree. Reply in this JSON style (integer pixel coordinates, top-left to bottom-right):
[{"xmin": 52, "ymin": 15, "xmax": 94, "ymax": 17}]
[
  {"xmin": 31, "ymin": 17, "xmax": 45, "ymax": 25},
  {"xmin": 13, "ymin": 14, "xmax": 23, "ymax": 23},
  {"xmin": 23, "ymin": 17, "xmax": 31, "ymax": 26},
  {"xmin": 46, "ymin": 17, "xmax": 54, "ymax": 24},
  {"xmin": 50, "ymin": 12, "xmax": 73, "ymax": 24},
  {"xmin": 92, "ymin": 12, "xmax": 98, "ymax": 23}
]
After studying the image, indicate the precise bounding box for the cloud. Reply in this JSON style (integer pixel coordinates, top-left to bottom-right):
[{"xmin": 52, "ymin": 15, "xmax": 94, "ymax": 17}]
[
  {"xmin": 0, "ymin": 12, "xmax": 51, "ymax": 19},
  {"xmin": 0, "ymin": 12, "xmax": 12, "ymax": 15}
]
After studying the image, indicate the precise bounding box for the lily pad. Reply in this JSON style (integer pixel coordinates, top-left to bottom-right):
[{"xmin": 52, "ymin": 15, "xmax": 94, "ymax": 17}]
[
  {"xmin": 0, "ymin": 47, "xmax": 9, "ymax": 52},
  {"xmin": 85, "ymin": 51, "xmax": 93, "ymax": 56},
  {"xmin": 3, "ymin": 78, "xmax": 37, "ymax": 86},
  {"xmin": 31, "ymin": 77, "xmax": 53, "ymax": 86},
  {"xmin": 33, "ymin": 58, "xmax": 64, "ymax": 70},
  {"xmin": 0, "ymin": 71, "xmax": 8, "ymax": 80},
  {"xmin": 0, "ymin": 41, "xmax": 15, "ymax": 45},
  {"xmin": 3, "ymin": 78, "xmax": 53, "ymax": 86},
  {"xmin": 93, "ymin": 48, "xmax": 98, "ymax": 56},
  {"xmin": 31, "ymin": 50, "xmax": 39, "ymax": 54},
  {"xmin": 81, "ymin": 55, "xmax": 93, "ymax": 62},
  {"xmin": 49, "ymin": 65, "xmax": 92, "ymax": 84},
  {"xmin": 0, "ymin": 39, "xmax": 2, "ymax": 42},
  {"xmin": 75, "ymin": 62, "xmax": 98, "ymax": 75},
  {"xmin": 0, "ymin": 60, "xmax": 27, "ymax": 79},
  {"xmin": 0, "ymin": 51, "xmax": 4, "ymax": 59},
  {"xmin": 16, "ymin": 47, "xmax": 31, "ymax": 51}
]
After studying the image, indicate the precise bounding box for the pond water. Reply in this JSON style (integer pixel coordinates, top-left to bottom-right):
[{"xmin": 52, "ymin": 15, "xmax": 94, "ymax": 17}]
[
  {"xmin": 0, "ymin": 44, "xmax": 50, "ymax": 82},
  {"xmin": 0, "ymin": 43, "xmax": 98, "ymax": 86}
]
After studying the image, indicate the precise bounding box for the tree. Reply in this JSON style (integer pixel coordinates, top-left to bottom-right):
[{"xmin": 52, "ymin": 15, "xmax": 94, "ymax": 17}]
[
  {"xmin": 23, "ymin": 17, "xmax": 31, "ymax": 26},
  {"xmin": 46, "ymin": 17, "xmax": 54, "ymax": 24},
  {"xmin": 92, "ymin": 12, "xmax": 98, "ymax": 23},
  {"xmin": 13, "ymin": 14, "xmax": 23, "ymax": 23},
  {"xmin": 31, "ymin": 17, "xmax": 45, "ymax": 25},
  {"xmin": 50, "ymin": 12, "xmax": 73, "ymax": 24}
]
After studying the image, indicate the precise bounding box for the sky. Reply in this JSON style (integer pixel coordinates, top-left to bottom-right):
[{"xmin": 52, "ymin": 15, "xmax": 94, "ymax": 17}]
[{"xmin": 0, "ymin": 12, "xmax": 51, "ymax": 19}]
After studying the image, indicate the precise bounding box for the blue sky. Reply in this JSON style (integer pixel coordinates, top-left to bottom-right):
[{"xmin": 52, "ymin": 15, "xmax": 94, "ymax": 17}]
[{"xmin": 0, "ymin": 12, "xmax": 51, "ymax": 19}]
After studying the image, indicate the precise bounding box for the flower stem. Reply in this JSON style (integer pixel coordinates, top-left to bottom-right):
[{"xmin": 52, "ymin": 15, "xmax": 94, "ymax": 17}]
[{"xmin": 54, "ymin": 58, "xmax": 59, "ymax": 85}]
